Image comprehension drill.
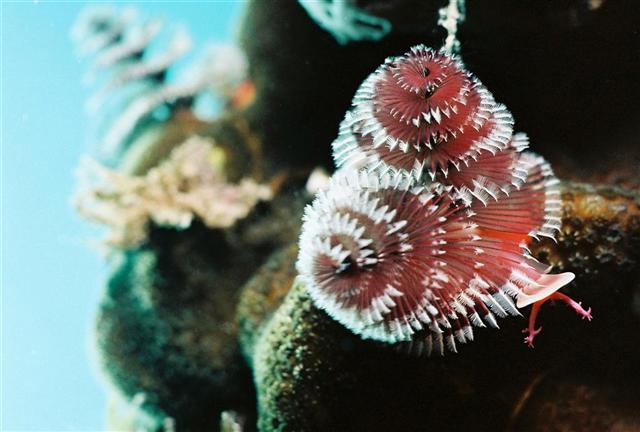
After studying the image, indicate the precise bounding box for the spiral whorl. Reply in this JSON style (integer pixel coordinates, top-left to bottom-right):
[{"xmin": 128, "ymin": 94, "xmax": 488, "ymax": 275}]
[
  {"xmin": 299, "ymin": 45, "xmax": 586, "ymax": 354},
  {"xmin": 333, "ymin": 45, "xmax": 514, "ymax": 181}
]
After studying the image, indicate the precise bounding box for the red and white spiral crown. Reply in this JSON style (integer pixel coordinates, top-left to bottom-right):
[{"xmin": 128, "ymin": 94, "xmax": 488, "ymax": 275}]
[
  {"xmin": 297, "ymin": 166, "xmax": 572, "ymax": 355},
  {"xmin": 333, "ymin": 45, "xmax": 514, "ymax": 181},
  {"xmin": 299, "ymin": 45, "xmax": 584, "ymax": 354}
]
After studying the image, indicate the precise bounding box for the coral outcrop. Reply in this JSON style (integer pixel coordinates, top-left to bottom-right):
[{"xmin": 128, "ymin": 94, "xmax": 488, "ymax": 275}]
[
  {"xmin": 240, "ymin": 182, "xmax": 640, "ymax": 431},
  {"xmin": 98, "ymin": 226, "xmax": 256, "ymax": 430}
]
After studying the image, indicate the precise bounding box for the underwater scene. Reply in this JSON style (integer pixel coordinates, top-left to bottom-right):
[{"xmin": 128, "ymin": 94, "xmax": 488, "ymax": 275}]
[{"xmin": 3, "ymin": 0, "xmax": 640, "ymax": 430}]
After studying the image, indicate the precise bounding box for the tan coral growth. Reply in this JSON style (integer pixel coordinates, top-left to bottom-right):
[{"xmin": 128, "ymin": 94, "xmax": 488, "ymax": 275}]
[
  {"xmin": 529, "ymin": 183, "xmax": 640, "ymax": 278},
  {"xmin": 75, "ymin": 135, "xmax": 272, "ymax": 247}
]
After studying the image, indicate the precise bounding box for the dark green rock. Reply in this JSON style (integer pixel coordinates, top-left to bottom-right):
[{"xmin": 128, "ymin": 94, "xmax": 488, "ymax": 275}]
[{"xmin": 97, "ymin": 223, "xmax": 257, "ymax": 431}]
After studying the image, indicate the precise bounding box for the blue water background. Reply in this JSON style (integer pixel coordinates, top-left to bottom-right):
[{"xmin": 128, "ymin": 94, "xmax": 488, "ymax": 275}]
[{"xmin": 2, "ymin": 2, "xmax": 246, "ymax": 429}]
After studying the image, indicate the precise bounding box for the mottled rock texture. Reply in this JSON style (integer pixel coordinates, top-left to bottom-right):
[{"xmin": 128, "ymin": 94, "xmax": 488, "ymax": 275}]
[
  {"xmin": 97, "ymin": 223, "xmax": 257, "ymax": 431},
  {"xmin": 237, "ymin": 244, "xmax": 299, "ymax": 362},
  {"xmin": 530, "ymin": 183, "xmax": 640, "ymax": 325}
]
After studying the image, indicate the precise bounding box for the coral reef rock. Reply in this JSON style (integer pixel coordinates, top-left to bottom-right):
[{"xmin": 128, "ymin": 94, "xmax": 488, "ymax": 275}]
[
  {"xmin": 97, "ymin": 223, "xmax": 258, "ymax": 431},
  {"xmin": 241, "ymin": 182, "xmax": 640, "ymax": 432}
]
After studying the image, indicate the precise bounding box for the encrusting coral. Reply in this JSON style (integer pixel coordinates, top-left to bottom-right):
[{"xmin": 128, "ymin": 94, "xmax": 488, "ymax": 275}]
[
  {"xmin": 97, "ymin": 224, "xmax": 257, "ymax": 431},
  {"xmin": 240, "ymin": 181, "xmax": 640, "ymax": 431},
  {"xmin": 236, "ymin": 244, "xmax": 300, "ymax": 363}
]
